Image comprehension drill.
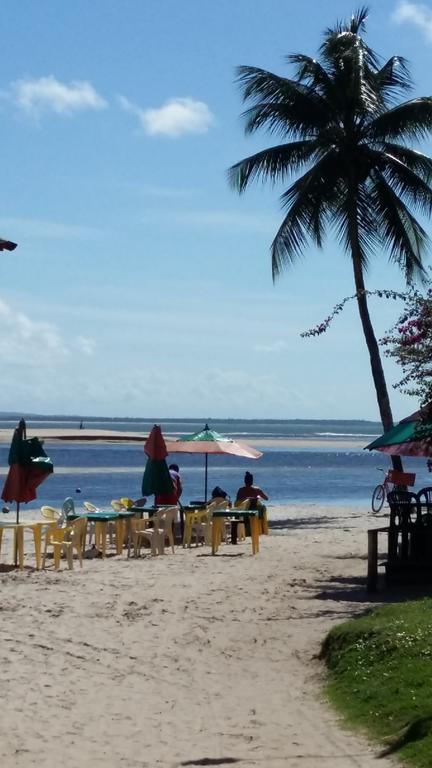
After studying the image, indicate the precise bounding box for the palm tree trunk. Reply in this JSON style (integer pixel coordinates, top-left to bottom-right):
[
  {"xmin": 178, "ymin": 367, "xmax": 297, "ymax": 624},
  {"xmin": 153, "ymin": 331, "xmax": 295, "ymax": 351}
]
[{"xmin": 347, "ymin": 194, "xmax": 403, "ymax": 471}]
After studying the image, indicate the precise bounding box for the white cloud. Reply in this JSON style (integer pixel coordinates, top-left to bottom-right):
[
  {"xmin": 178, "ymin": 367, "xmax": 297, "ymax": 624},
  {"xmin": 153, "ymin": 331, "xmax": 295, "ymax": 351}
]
[
  {"xmin": 0, "ymin": 298, "xmax": 96, "ymax": 366},
  {"xmin": 393, "ymin": 2, "xmax": 432, "ymax": 40},
  {"xmin": 10, "ymin": 76, "xmax": 107, "ymax": 116},
  {"xmin": 119, "ymin": 95, "xmax": 214, "ymax": 137},
  {"xmin": 74, "ymin": 336, "xmax": 96, "ymax": 356}
]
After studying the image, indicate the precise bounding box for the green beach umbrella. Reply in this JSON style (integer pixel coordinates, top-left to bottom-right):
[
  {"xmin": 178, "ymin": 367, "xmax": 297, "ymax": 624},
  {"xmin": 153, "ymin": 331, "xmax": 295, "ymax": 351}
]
[
  {"xmin": 141, "ymin": 425, "xmax": 174, "ymax": 497},
  {"xmin": 365, "ymin": 404, "xmax": 432, "ymax": 457}
]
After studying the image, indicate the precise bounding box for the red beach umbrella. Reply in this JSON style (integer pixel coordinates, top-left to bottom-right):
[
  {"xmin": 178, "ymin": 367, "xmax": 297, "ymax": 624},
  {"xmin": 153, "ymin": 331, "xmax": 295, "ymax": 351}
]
[
  {"xmin": 1, "ymin": 418, "xmax": 53, "ymax": 523},
  {"xmin": 142, "ymin": 425, "xmax": 174, "ymax": 497},
  {"xmin": 144, "ymin": 424, "xmax": 169, "ymax": 460}
]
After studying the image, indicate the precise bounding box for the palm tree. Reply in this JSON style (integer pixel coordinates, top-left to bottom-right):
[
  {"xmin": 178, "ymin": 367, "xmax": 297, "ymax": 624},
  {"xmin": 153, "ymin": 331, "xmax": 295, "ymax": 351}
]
[{"xmin": 229, "ymin": 7, "xmax": 432, "ymax": 457}]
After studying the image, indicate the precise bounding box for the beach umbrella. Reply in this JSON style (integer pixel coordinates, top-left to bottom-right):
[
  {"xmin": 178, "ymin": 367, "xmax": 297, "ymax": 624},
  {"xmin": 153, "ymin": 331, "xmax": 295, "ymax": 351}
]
[
  {"xmin": 365, "ymin": 403, "xmax": 432, "ymax": 457},
  {"xmin": 165, "ymin": 424, "xmax": 263, "ymax": 501},
  {"xmin": 141, "ymin": 425, "xmax": 174, "ymax": 497},
  {"xmin": 1, "ymin": 418, "xmax": 54, "ymax": 523}
]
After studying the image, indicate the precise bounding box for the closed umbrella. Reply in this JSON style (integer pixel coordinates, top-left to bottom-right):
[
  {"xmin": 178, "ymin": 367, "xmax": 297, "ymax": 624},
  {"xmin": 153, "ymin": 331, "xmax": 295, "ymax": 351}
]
[
  {"xmin": 141, "ymin": 425, "xmax": 174, "ymax": 497},
  {"xmin": 365, "ymin": 403, "xmax": 432, "ymax": 457},
  {"xmin": 0, "ymin": 238, "xmax": 17, "ymax": 251},
  {"xmin": 165, "ymin": 424, "xmax": 263, "ymax": 501},
  {"xmin": 1, "ymin": 418, "xmax": 54, "ymax": 523}
]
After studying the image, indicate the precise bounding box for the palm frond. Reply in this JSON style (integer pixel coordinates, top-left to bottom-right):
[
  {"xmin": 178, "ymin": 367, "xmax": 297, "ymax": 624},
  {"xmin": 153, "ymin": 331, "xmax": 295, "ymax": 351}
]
[
  {"xmin": 235, "ymin": 66, "xmax": 301, "ymax": 104},
  {"xmin": 382, "ymin": 143, "xmax": 432, "ymax": 181},
  {"xmin": 271, "ymin": 151, "xmax": 340, "ymax": 278},
  {"xmin": 368, "ymin": 148, "xmax": 432, "ymax": 215},
  {"xmin": 368, "ymin": 170, "xmax": 428, "ymax": 281},
  {"xmin": 227, "ymin": 140, "xmax": 320, "ymax": 193},
  {"xmin": 235, "ymin": 67, "xmax": 330, "ymax": 134},
  {"xmin": 332, "ymin": 185, "xmax": 376, "ymax": 270},
  {"xmin": 241, "ymin": 102, "xmax": 324, "ymax": 138},
  {"xmin": 369, "ymin": 97, "xmax": 432, "ymax": 142},
  {"xmin": 375, "ymin": 56, "xmax": 412, "ymax": 102},
  {"xmin": 286, "ymin": 54, "xmax": 332, "ymax": 90}
]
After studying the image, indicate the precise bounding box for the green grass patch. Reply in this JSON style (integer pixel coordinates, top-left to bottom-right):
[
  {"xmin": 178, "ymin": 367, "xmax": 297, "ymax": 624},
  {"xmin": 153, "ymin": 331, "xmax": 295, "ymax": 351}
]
[{"xmin": 321, "ymin": 599, "xmax": 432, "ymax": 767}]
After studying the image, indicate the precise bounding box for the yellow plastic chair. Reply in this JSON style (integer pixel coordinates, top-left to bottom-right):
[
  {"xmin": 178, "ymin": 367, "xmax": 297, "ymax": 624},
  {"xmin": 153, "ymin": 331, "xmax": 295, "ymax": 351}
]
[
  {"xmin": 41, "ymin": 505, "xmax": 62, "ymax": 521},
  {"xmin": 42, "ymin": 517, "xmax": 87, "ymax": 570},
  {"xmin": 183, "ymin": 508, "xmax": 209, "ymax": 548},
  {"xmin": 111, "ymin": 499, "xmax": 127, "ymax": 512}
]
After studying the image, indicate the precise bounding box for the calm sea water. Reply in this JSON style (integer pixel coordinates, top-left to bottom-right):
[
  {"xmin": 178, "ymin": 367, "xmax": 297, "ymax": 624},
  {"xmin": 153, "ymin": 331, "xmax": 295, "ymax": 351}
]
[{"xmin": 0, "ymin": 417, "xmax": 430, "ymax": 512}]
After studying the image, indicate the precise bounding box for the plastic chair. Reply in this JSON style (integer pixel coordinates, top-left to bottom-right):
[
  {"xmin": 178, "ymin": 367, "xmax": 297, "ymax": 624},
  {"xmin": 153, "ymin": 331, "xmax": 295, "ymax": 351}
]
[
  {"xmin": 111, "ymin": 499, "xmax": 127, "ymax": 512},
  {"xmin": 62, "ymin": 497, "xmax": 76, "ymax": 517},
  {"xmin": 132, "ymin": 497, "xmax": 147, "ymax": 508},
  {"xmin": 183, "ymin": 508, "xmax": 210, "ymax": 548},
  {"xmin": 42, "ymin": 517, "xmax": 87, "ymax": 570},
  {"xmin": 83, "ymin": 501, "xmax": 100, "ymax": 513},
  {"xmin": 133, "ymin": 506, "xmax": 178, "ymax": 556},
  {"xmin": 41, "ymin": 505, "xmax": 62, "ymax": 521},
  {"xmin": 184, "ymin": 499, "xmax": 228, "ymax": 548}
]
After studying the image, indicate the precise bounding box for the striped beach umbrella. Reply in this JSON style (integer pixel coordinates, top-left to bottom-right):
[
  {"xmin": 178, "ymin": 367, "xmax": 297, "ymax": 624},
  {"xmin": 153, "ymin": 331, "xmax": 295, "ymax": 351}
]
[{"xmin": 165, "ymin": 424, "xmax": 262, "ymax": 501}]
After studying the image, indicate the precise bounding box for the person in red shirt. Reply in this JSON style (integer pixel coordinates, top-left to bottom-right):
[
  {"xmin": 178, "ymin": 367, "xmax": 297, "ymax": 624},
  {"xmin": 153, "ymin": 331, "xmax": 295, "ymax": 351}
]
[{"xmin": 155, "ymin": 464, "xmax": 183, "ymax": 505}]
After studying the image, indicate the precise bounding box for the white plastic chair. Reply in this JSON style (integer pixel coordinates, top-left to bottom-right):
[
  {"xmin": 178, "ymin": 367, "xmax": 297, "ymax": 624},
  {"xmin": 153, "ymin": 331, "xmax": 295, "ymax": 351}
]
[{"xmin": 133, "ymin": 506, "xmax": 178, "ymax": 556}]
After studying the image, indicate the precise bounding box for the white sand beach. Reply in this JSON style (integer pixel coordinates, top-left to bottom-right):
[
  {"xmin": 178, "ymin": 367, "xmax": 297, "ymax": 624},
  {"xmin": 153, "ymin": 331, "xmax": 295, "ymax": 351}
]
[{"xmin": 0, "ymin": 504, "xmax": 397, "ymax": 768}]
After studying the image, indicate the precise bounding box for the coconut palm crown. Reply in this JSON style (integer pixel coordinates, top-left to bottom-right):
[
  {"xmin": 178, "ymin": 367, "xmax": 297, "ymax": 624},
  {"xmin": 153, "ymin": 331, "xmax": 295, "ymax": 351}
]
[{"xmin": 229, "ymin": 7, "xmax": 432, "ymax": 438}]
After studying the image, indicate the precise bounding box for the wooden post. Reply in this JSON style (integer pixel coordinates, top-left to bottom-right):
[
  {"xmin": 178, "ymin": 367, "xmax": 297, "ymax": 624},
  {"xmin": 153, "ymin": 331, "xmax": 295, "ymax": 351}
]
[{"xmin": 367, "ymin": 529, "xmax": 378, "ymax": 592}]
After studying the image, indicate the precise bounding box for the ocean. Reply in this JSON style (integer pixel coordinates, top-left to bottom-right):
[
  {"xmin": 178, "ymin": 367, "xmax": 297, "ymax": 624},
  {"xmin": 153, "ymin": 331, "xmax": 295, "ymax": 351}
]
[{"xmin": 0, "ymin": 416, "xmax": 429, "ymax": 513}]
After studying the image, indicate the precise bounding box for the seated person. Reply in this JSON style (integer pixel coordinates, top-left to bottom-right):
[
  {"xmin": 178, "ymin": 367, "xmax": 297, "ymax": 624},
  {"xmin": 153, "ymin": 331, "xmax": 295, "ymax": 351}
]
[
  {"xmin": 210, "ymin": 485, "xmax": 230, "ymax": 504},
  {"xmin": 235, "ymin": 471, "xmax": 269, "ymax": 534}
]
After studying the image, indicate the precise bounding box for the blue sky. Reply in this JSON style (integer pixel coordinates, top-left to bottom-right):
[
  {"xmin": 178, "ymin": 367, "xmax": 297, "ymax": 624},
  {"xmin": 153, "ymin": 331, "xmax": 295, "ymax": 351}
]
[{"xmin": 1, "ymin": 0, "xmax": 432, "ymax": 420}]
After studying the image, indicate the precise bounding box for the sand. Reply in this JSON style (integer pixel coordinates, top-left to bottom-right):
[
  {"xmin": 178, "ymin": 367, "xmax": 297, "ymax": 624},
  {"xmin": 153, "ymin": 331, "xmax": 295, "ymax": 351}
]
[
  {"xmin": 0, "ymin": 504, "xmax": 398, "ymax": 768},
  {"xmin": 0, "ymin": 426, "xmax": 372, "ymax": 452}
]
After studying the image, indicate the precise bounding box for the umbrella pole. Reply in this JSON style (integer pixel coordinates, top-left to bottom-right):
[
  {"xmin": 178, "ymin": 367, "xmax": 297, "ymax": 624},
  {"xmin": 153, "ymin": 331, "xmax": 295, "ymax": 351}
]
[
  {"xmin": 14, "ymin": 501, "xmax": 20, "ymax": 566},
  {"xmin": 204, "ymin": 453, "xmax": 208, "ymax": 503}
]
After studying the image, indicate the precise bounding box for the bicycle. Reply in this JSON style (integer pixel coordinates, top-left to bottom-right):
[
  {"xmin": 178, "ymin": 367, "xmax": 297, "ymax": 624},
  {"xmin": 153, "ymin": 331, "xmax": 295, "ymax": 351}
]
[{"xmin": 370, "ymin": 468, "xmax": 416, "ymax": 513}]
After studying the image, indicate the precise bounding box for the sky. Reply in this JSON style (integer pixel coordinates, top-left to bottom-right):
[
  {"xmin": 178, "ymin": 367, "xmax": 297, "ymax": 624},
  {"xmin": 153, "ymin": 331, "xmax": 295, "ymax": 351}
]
[{"xmin": 1, "ymin": 0, "xmax": 432, "ymax": 421}]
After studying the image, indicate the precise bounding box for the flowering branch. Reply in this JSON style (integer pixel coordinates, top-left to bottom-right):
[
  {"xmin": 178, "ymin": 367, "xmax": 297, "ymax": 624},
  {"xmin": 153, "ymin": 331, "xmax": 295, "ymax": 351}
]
[{"xmin": 300, "ymin": 289, "xmax": 405, "ymax": 338}]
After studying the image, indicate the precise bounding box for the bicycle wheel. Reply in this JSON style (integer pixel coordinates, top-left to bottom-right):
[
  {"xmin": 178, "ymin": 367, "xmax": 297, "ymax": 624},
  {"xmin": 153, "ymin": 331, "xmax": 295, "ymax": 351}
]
[{"xmin": 371, "ymin": 484, "xmax": 385, "ymax": 513}]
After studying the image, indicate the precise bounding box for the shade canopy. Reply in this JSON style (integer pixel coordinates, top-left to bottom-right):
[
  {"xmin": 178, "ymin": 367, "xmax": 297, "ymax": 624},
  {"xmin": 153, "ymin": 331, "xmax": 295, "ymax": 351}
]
[
  {"xmin": 165, "ymin": 424, "xmax": 262, "ymax": 501},
  {"xmin": 141, "ymin": 425, "xmax": 174, "ymax": 497},
  {"xmin": 165, "ymin": 425, "xmax": 262, "ymax": 459},
  {"xmin": 365, "ymin": 403, "xmax": 432, "ymax": 457},
  {"xmin": 1, "ymin": 418, "xmax": 53, "ymax": 522}
]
